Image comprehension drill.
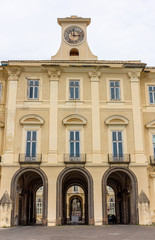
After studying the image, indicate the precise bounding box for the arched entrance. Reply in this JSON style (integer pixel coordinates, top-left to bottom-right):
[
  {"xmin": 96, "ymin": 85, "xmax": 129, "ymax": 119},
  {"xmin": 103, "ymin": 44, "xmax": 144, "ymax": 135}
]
[
  {"xmin": 102, "ymin": 167, "xmax": 138, "ymax": 225},
  {"xmin": 56, "ymin": 167, "xmax": 94, "ymax": 225},
  {"xmin": 10, "ymin": 167, "xmax": 48, "ymax": 226}
]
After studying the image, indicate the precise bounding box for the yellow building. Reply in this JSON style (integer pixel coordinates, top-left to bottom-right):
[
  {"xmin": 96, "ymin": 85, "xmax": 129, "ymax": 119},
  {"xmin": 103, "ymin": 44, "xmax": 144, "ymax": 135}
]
[{"xmin": 0, "ymin": 16, "xmax": 155, "ymax": 227}]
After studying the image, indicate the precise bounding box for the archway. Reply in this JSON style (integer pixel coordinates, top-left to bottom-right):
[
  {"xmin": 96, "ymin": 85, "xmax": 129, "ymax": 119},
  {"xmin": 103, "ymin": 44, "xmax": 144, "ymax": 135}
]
[
  {"xmin": 70, "ymin": 48, "xmax": 79, "ymax": 56},
  {"xmin": 102, "ymin": 167, "xmax": 138, "ymax": 225},
  {"xmin": 11, "ymin": 167, "xmax": 48, "ymax": 226},
  {"xmin": 56, "ymin": 167, "xmax": 94, "ymax": 225}
]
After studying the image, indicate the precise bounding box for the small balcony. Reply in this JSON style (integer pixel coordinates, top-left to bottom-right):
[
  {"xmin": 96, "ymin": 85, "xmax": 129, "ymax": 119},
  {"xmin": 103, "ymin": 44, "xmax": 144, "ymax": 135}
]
[
  {"xmin": 18, "ymin": 154, "xmax": 42, "ymax": 164},
  {"xmin": 150, "ymin": 156, "xmax": 155, "ymax": 165},
  {"xmin": 64, "ymin": 154, "xmax": 86, "ymax": 164},
  {"xmin": 108, "ymin": 154, "xmax": 130, "ymax": 164}
]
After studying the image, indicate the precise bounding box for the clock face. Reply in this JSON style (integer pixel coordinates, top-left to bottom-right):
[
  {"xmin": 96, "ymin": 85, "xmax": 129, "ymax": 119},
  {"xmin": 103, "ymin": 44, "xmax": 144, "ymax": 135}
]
[{"xmin": 64, "ymin": 26, "xmax": 84, "ymax": 45}]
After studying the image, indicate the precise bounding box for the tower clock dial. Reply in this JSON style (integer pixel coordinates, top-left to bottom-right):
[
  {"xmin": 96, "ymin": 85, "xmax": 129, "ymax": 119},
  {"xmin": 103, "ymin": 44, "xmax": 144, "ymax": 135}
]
[{"xmin": 64, "ymin": 26, "xmax": 84, "ymax": 45}]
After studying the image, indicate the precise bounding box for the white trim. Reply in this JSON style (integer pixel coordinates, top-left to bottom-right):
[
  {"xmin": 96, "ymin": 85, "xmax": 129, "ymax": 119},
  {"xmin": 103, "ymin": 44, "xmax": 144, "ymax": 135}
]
[
  {"xmin": 21, "ymin": 125, "xmax": 41, "ymax": 154},
  {"xmin": 65, "ymin": 126, "xmax": 84, "ymax": 155},
  {"xmin": 105, "ymin": 115, "xmax": 129, "ymax": 126},
  {"xmin": 25, "ymin": 76, "xmax": 42, "ymax": 101},
  {"xmin": 66, "ymin": 77, "xmax": 83, "ymax": 101},
  {"xmin": 106, "ymin": 78, "xmax": 124, "ymax": 102},
  {"xmin": 20, "ymin": 114, "xmax": 45, "ymax": 125},
  {"xmin": 62, "ymin": 114, "xmax": 87, "ymax": 125},
  {"xmin": 108, "ymin": 126, "xmax": 127, "ymax": 155}
]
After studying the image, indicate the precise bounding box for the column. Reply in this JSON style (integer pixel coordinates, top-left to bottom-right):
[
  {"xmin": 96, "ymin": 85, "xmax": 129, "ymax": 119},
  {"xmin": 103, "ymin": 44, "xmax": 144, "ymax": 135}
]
[
  {"xmin": 128, "ymin": 71, "xmax": 146, "ymax": 163},
  {"xmin": 47, "ymin": 68, "xmax": 61, "ymax": 163},
  {"xmin": 3, "ymin": 68, "xmax": 20, "ymax": 163},
  {"xmin": 89, "ymin": 70, "xmax": 102, "ymax": 163},
  {"xmin": 150, "ymin": 174, "xmax": 155, "ymax": 220}
]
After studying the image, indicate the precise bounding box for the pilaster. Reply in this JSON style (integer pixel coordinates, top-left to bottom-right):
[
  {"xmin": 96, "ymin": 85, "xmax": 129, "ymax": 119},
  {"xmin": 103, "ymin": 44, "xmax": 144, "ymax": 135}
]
[
  {"xmin": 89, "ymin": 70, "xmax": 102, "ymax": 163},
  {"xmin": 47, "ymin": 68, "xmax": 61, "ymax": 163},
  {"xmin": 3, "ymin": 68, "xmax": 20, "ymax": 164},
  {"xmin": 128, "ymin": 71, "xmax": 146, "ymax": 163}
]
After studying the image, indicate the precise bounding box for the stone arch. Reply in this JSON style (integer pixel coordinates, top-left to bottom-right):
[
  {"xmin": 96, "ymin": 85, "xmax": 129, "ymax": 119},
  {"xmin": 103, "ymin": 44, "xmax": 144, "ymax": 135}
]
[
  {"xmin": 19, "ymin": 114, "xmax": 45, "ymax": 125},
  {"xmin": 70, "ymin": 48, "xmax": 79, "ymax": 56},
  {"xmin": 62, "ymin": 114, "xmax": 87, "ymax": 125},
  {"xmin": 105, "ymin": 115, "xmax": 129, "ymax": 126},
  {"xmin": 102, "ymin": 167, "xmax": 138, "ymax": 224},
  {"xmin": 10, "ymin": 167, "xmax": 48, "ymax": 226},
  {"xmin": 56, "ymin": 167, "xmax": 94, "ymax": 225}
]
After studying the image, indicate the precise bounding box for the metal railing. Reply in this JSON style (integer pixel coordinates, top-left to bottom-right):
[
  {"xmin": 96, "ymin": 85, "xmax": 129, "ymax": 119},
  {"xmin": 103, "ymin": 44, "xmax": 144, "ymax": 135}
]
[
  {"xmin": 108, "ymin": 154, "xmax": 130, "ymax": 164},
  {"xmin": 150, "ymin": 156, "xmax": 155, "ymax": 165},
  {"xmin": 18, "ymin": 154, "xmax": 42, "ymax": 164},
  {"xmin": 64, "ymin": 154, "xmax": 86, "ymax": 164}
]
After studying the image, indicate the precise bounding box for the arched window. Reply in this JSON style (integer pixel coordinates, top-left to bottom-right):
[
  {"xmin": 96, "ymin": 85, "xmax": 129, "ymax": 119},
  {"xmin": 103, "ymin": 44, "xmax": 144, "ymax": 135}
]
[{"xmin": 70, "ymin": 48, "xmax": 79, "ymax": 56}]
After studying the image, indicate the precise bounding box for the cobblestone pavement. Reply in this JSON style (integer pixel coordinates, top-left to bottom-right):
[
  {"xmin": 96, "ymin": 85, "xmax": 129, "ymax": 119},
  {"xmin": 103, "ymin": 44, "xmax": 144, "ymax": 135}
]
[{"xmin": 0, "ymin": 225, "xmax": 155, "ymax": 240}]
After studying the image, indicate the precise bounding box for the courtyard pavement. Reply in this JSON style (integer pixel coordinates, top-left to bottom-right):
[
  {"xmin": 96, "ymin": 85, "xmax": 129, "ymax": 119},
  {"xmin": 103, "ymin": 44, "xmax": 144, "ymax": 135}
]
[{"xmin": 0, "ymin": 225, "xmax": 155, "ymax": 240}]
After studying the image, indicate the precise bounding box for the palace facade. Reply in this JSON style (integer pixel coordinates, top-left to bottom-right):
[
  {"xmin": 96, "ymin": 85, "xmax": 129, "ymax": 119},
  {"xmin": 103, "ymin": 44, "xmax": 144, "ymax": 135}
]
[{"xmin": 0, "ymin": 16, "xmax": 155, "ymax": 227}]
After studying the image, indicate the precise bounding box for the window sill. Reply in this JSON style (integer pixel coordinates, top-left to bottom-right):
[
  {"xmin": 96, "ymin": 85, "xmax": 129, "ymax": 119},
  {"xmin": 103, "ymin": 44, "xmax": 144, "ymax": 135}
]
[
  {"xmin": 65, "ymin": 100, "xmax": 84, "ymax": 104},
  {"xmin": 106, "ymin": 100, "xmax": 125, "ymax": 104}
]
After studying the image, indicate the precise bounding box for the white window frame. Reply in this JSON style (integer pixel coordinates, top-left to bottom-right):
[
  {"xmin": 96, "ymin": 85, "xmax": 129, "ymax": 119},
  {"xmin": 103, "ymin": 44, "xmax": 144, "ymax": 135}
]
[
  {"xmin": 73, "ymin": 186, "xmax": 79, "ymax": 192},
  {"xmin": 28, "ymin": 80, "xmax": 39, "ymax": 99},
  {"xmin": 148, "ymin": 85, "xmax": 155, "ymax": 104},
  {"xmin": 108, "ymin": 126, "xmax": 127, "ymax": 156},
  {"xmin": 21, "ymin": 126, "xmax": 41, "ymax": 156},
  {"xmin": 66, "ymin": 77, "xmax": 83, "ymax": 102},
  {"xmin": 106, "ymin": 78, "xmax": 124, "ymax": 102},
  {"xmin": 69, "ymin": 130, "xmax": 80, "ymax": 158},
  {"xmin": 110, "ymin": 81, "xmax": 120, "ymax": 100},
  {"xmin": 36, "ymin": 197, "xmax": 42, "ymax": 215},
  {"xmin": 65, "ymin": 126, "xmax": 84, "ymax": 156},
  {"xmin": 112, "ymin": 131, "xmax": 123, "ymax": 157},
  {"xmin": 25, "ymin": 130, "xmax": 37, "ymax": 160},
  {"xmin": 69, "ymin": 80, "xmax": 80, "ymax": 100}
]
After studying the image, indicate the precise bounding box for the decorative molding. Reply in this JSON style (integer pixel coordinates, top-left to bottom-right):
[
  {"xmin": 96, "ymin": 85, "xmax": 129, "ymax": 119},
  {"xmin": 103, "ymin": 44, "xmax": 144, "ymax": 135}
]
[
  {"xmin": 6, "ymin": 68, "xmax": 21, "ymax": 81},
  {"xmin": 88, "ymin": 70, "xmax": 101, "ymax": 82},
  {"xmin": 62, "ymin": 114, "xmax": 87, "ymax": 125},
  {"xmin": 47, "ymin": 68, "xmax": 61, "ymax": 81},
  {"xmin": 146, "ymin": 120, "xmax": 155, "ymax": 129},
  {"xmin": 128, "ymin": 71, "xmax": 141, "ymax": 82},
  {"xmin": 105, "ymin": 115, "xmax": 129, "ymax": 126},
  {"xmin": 19, "ymin": 114, "xmax": 45, "ymax": 125}
]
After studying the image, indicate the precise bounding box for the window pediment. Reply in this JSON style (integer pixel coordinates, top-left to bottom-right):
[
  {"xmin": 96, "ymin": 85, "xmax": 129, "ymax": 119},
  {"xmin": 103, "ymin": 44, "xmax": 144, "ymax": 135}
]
[
  {"xmin": 62, "ymin": 114, "xmax": 87, "ymax": 125},
  {"xmin": 146, "ymin": 120, "xmax": 155, "ymax": 129},
  {"xmin": 105, "ymin": 115, "xmax": 129, "ymax": 126},
  {"xmin": 19, "ymin": 114, "xmax": 44, "ymax": 125}
]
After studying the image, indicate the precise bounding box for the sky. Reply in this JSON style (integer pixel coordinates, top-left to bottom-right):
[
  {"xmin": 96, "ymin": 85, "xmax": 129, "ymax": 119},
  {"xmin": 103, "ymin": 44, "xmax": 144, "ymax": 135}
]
[{"xmin": 0, "ymin": 0, "xmax": 155, "ymax": 66}]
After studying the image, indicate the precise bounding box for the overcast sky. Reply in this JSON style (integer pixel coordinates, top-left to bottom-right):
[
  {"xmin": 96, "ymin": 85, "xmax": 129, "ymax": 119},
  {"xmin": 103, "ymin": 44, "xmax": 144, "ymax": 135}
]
[{"xmin": 0, "ymin": 0, "xmax": 155, "ymax": 66}]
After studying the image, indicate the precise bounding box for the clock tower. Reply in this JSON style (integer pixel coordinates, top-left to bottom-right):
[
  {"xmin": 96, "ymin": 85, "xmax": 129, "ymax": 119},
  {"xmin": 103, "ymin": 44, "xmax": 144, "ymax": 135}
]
[{"xmin": 52, "ymin": 16, "xmax": 97, "ymax": 60}]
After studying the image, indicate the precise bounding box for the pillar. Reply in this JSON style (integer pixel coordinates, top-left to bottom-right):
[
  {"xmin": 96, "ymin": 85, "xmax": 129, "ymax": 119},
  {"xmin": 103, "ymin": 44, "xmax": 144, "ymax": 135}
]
[
  {"xmin": 3, "ymin": 68, "xmax": 20, "ymax": 163},
  {"xmin": 88, "ymin": 70, "xmax": 102, "ymax": 163},
  {"xmin": 128, "ymin": 71, "xmax": 146, "ymax": 163},
  {"xmin": 47, "ymin": 68, "xmax": 61, "ymax": 163}
]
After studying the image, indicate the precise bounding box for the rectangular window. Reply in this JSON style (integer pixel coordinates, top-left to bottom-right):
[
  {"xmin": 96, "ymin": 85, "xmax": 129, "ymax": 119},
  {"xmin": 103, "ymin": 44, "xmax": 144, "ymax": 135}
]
[
  {"xmin": 74, "ymin": 186, "xmax": 78, "ymax": 192},
  {"xmin": 69, "ymin": 80, "xmax": 80, "ymax": 99},
  {"xmin": 0, "ymin": 84, "xmax": 2, "ymax": 103},
  {"xmin": 110, "ymin": 81, "xmax": 120, "ymax": 100},
  {"xmin": 148, "ymin": 86, "xmax": 155, "ymax": 104},
  {"xmin": 153, "ymin": 135, "xmax": 155, "ymax": 157},
  {"xmin": 28, "ymin": 80, "xmax": 39, "ymax": 99},
  {"xmin": 112, "ymin": 131, "xmax": 123, "ymax": 157},
  {"xmin": 26, "ymin": 131, "xmax": 37, "ymax": 160},
  {"xmin": 69, "ymin": 131, "xmax": 80, "ymax": 158}
]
